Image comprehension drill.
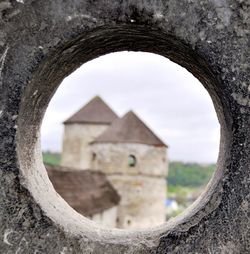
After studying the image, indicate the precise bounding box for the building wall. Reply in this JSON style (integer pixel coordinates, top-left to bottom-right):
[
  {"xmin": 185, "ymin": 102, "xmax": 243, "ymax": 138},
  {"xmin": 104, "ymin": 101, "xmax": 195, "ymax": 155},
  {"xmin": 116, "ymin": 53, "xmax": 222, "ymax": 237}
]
[
  {"xmin": 90, "ymin": 143, "xmax": 168, "ymax": 229},
  {"xmin": 61, "ymin": 123, "xmax": 109, "ymax": 169},
  {"xmin": 90, "ymin": 143, "xmax": 168, "ymax": 177},
  {"xmin": 108, "ymin": 175, "xmax": 166, "ymax": 229},
  {"xmin": 90, "ymin": 206, "xmax": 118, "ymax": 228}
]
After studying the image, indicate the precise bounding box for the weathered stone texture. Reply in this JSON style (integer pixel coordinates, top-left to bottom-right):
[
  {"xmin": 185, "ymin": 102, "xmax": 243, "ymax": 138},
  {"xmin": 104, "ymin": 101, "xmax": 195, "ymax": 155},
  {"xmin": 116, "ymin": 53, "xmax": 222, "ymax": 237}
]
[
  {"xmin": 91, "ymin": 143, "xmax": 167, "ymax": 229},
  {"xmin": 91, "ymin": 143, "xmax": 167, "ymax": 177},
  {"xmin": 0, "ymin": 0, "xmax": 249, "ymax": 253},
  {"xmin": 61, "ymin": 123, "xmax": 109, "ymax": 169},
  {"xmin": 108, "ymin": 174, "xmax": 166, "ymax": 230}
]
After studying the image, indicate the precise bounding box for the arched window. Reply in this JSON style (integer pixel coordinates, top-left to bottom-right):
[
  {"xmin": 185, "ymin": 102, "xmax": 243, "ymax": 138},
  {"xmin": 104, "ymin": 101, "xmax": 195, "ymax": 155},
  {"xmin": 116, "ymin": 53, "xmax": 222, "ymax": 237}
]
[{"xmin": 128, "ymin": 154, "xmax": 137, "ymax": 167}]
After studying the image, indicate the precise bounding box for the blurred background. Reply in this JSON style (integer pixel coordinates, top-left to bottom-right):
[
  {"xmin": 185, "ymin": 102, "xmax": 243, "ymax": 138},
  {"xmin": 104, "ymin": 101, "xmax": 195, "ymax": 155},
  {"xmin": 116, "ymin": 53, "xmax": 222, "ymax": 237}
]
[{"xmin": 41, "ymin": 51, "xmax": 220, "ymax": 227}]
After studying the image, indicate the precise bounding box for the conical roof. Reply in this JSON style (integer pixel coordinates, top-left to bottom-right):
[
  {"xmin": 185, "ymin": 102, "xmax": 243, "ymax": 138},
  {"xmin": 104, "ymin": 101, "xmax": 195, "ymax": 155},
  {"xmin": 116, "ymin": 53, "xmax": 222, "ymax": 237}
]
[
  {"xmin": 64, "ymin": 96, "xmax": 118, "ymax": 124},
  {"xmin": 92, "ymin": 111, "xmax": 167, "ymax": 147}
]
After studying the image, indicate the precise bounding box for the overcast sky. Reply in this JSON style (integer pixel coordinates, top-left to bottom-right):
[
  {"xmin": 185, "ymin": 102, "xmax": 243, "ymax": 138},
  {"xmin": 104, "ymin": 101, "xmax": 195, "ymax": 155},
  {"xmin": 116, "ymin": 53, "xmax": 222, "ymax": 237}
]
[{"xmin": 41, "ymin": 51, "xmax": 220, "ymax": 163}]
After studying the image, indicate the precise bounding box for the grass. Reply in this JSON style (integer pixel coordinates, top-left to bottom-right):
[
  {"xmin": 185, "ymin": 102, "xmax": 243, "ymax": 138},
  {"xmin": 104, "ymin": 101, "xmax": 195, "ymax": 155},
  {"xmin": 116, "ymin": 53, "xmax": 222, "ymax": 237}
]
[
  {"xmin": 166, "ymin": 162, "xmax": 215, "ymax": 218},
  {"xmin": 43, "ymin": 152, "xmax": 61, "ymax": 166},
  {"xmin": 168, "ymin": 185, "xmax": 203, "ymax": 204},
  {"xmin": 168, "ymin": 161, "xmax": 215, "ymax": 187}
]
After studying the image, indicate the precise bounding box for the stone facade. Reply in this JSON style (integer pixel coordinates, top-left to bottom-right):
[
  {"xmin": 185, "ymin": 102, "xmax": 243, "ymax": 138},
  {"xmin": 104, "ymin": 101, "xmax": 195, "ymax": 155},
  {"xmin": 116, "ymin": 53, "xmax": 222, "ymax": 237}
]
[
  {"xmin": 91, "ymin": 143, "xmax": 167, "ymax": 229},
  {"xmin": 61, "ymin": 105, "xmax": 168, "ymax": 229},
  {"xmin": 91, "ymin": 143, "xmax": 167, "ymax": 176},
  {"xmin": 110, "ymin": 175, "xmax": 166, "ymax": 229},
  {"xmin": 61, "ymin": 123, "xmax": 109, "ymax": 169}
]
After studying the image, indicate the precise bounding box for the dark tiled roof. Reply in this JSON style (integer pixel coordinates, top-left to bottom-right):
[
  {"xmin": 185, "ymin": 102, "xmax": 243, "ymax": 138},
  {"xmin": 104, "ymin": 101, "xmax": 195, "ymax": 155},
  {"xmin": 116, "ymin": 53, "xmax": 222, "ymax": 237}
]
[
  {"xmin": 46, "ymin": 164, "xmax": 120, "ymax": 217},
  {"xmin": 92, "ymin": 111, "xmax": 167, "ymax": 147},
  {"xmin": 64, "ymin": 96, "xmax": 118, "ymax": 124}
]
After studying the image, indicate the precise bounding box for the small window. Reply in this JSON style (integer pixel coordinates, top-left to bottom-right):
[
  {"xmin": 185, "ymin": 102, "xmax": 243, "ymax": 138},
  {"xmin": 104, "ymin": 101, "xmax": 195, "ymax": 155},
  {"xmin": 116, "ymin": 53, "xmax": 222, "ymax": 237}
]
[{"xmin": 128, "ymin": 154, "xmax": 136, "ymax": 167}]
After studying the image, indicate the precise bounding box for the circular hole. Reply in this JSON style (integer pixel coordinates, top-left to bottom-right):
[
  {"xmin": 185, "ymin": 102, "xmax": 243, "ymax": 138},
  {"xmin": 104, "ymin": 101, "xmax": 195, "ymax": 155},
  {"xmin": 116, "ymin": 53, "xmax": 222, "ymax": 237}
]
[
  {"xmin": 17, "ymin": 26, "xmax": 228, "ymax": 246},
  {"xmin": 41, "ymin": 52, "xmax": 219, "ymax": 230}
]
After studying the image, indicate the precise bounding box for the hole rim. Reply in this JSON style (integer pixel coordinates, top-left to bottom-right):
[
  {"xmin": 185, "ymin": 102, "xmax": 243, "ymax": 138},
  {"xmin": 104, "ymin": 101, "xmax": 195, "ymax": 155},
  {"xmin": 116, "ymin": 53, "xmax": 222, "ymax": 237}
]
[{"xmin": 16, "ymin": 25, "xmax": 231, "ymax": 246}]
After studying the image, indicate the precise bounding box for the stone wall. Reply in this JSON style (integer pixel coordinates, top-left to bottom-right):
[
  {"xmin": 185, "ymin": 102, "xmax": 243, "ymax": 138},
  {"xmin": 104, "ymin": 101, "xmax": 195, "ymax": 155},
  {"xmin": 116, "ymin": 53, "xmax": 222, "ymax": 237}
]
[
  {"xmin": 91, "ymin": 143, "xmax": 167, "ymax": 229},
  {"xmin": 91, "ymin": 143, "xmax": 168, "ymax": 177},
  {"xmin": 0, "ymin": 0, "xmax": 249, "ymax": 253},
  {"xmin": 61, "ymin": 123, "xmax": 109, "ymax": 169},
  {"xmin": 108, "ymin": 175, "xmax": 166, "ymax": 229}
]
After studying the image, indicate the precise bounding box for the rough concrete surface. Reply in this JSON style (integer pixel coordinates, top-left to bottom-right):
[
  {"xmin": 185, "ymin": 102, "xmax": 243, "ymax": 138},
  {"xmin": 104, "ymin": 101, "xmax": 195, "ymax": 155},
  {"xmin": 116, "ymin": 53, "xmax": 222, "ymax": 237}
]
[{"xmin": 0, "ymin": 0, "xmax": 249, "ymax": 253}]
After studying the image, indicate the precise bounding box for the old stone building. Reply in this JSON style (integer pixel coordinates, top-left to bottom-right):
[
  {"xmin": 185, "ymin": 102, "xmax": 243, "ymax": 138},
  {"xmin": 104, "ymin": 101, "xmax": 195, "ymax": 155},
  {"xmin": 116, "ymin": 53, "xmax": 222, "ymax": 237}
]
[
  {"xmin": 61, "ymin": 96, "xmax": 168, "ymax": 229},
  {"xmin": 61, "ymin": 96, "xmax": 118, "ymax": 169},
  {"xmin": 91, "ymin": 111, "xmax": 168, "ymax": 229}
]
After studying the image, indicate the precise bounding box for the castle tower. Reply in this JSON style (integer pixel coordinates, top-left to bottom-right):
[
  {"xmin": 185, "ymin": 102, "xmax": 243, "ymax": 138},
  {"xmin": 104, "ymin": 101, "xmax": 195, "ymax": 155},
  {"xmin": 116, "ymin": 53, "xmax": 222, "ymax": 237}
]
[
  {"xmin": 90, "ymin": 111, "xmax": 168, "ymax": 229},
  {"xmin": 61, "ymin": 96, "xmax": 118, "ymax": 169}
]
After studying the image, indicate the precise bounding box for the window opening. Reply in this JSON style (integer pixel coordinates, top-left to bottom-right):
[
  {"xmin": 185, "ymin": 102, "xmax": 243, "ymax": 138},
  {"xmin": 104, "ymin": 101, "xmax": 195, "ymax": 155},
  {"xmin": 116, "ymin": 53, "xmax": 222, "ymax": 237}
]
[{"xmin": 128, "ymin": 154, "xmax": 137, "ymax": 167}]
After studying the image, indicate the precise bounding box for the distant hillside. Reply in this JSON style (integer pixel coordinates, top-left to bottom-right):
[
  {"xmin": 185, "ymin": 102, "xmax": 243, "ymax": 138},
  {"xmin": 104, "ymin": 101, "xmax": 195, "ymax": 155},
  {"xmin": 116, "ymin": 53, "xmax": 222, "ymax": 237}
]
[
  {"xmin": 42, "ymin": 152, "xmax": 215, "ymax": 188},
  {"xmin": 168, "ymin": 162, "xmax": 215, "ymax": 187},
  {"xmin": 43, "ymin": 152, "xmax": 61, "ymax": 166}
]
